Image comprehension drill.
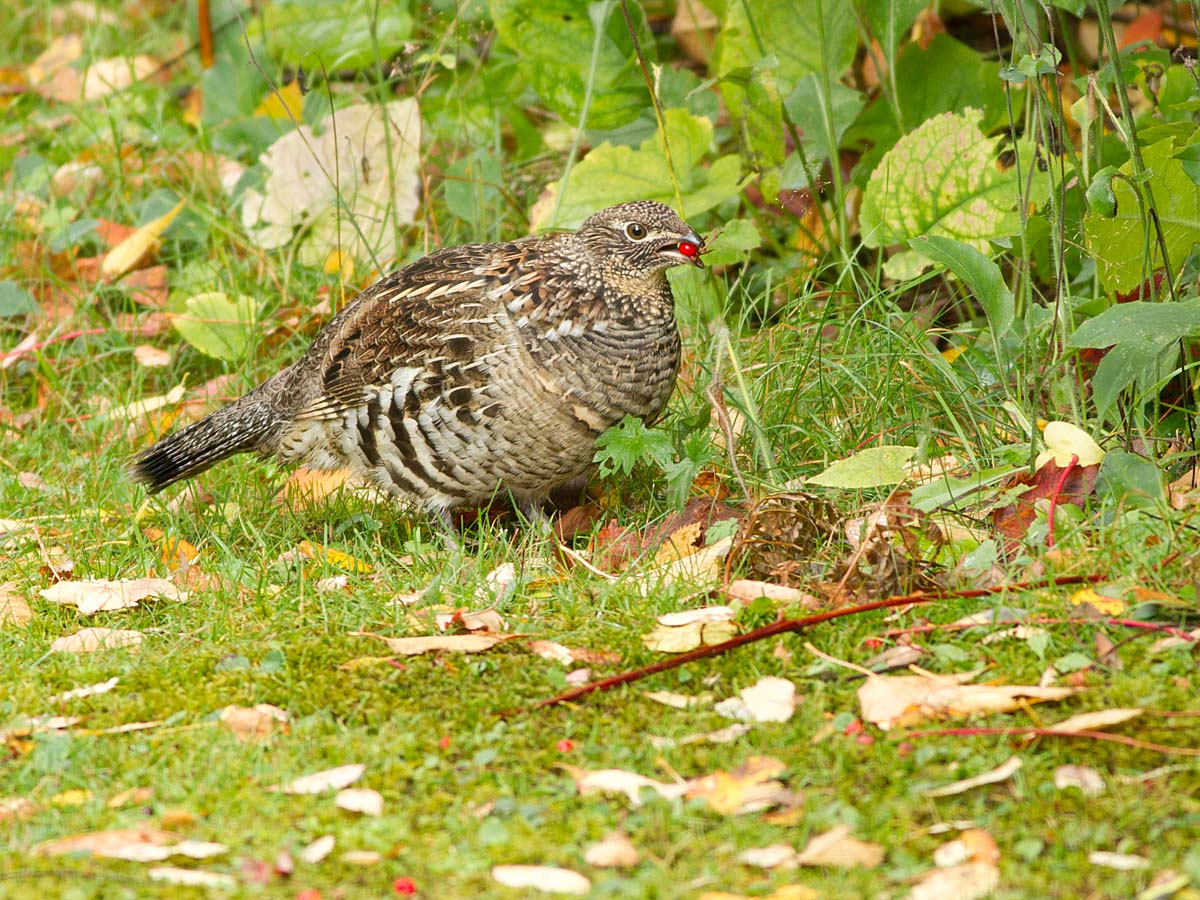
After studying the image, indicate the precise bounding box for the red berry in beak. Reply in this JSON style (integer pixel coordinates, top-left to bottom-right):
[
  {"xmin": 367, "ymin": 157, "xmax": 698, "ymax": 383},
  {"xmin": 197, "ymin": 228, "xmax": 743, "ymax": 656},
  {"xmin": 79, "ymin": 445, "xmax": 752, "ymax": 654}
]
[{"xmin": 678, "ymin": 240, "xmax": 699, "ymax": 258}]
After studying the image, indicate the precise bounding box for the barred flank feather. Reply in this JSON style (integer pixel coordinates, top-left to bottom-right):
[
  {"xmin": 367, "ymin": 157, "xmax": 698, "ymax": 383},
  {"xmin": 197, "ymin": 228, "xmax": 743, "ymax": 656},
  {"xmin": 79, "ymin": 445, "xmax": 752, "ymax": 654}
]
[{"xmin": 129, "ymin": 399, "xmax": 282, "ymax": 493}]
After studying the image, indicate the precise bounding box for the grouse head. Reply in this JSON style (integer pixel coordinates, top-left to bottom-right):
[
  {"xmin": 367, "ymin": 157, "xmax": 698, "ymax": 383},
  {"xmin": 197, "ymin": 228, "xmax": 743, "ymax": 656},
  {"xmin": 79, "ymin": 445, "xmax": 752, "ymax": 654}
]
[{"xmin": 576, "ymin": 201, "xmax": 704, "ymax": 280}]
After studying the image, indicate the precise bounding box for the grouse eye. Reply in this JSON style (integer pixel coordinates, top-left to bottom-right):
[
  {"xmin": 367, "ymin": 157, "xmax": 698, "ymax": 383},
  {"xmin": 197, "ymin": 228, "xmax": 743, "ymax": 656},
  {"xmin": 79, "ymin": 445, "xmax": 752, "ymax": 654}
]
[{"xmin": 625, "ymin": 222, "xmax": 647, "ymax": 240}]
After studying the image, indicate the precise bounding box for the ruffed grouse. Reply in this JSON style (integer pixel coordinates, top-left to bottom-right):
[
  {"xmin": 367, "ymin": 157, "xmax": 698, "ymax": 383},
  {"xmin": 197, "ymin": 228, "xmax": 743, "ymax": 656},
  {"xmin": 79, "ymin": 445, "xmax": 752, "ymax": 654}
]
[{"xmin": 130, "ymin": 201, "xmax": 704, "ymax": 522}]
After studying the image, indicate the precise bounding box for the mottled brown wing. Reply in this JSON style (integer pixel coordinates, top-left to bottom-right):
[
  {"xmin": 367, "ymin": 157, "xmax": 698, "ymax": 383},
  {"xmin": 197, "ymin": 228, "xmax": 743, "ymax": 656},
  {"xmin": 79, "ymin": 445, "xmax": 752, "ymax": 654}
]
[{"xmin": 293, "ymin": 240, "xmax": 532, "ymax": 421}]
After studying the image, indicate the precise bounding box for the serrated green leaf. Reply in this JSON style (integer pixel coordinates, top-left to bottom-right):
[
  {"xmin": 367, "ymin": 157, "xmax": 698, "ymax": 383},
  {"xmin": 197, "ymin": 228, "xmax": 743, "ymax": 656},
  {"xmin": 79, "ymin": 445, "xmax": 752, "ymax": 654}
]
[
  {"xmin": 861, "ymin": 110, "xmax": 1021, "ymax": 272},
  {"xmin": 172, "ymin": 292, "xmax": 258, "ymax": 362},
  {"xmin": 536, "ymin": 109, "xmax": 745, "ymax": 230},
  {"xmin": 809, "ymin": 445, "xmax": 918, "ymax": 489},
  {"xmin": 702, "ymin": 218, "xmax": 761, "ymax": 266},
  {"xmin": 594, "ymin": 416, "xmax": 674, "ymax": 478},
  {"xmin": 1083, "ymin": 137, "xmax": 1200, "ymax": 293}
]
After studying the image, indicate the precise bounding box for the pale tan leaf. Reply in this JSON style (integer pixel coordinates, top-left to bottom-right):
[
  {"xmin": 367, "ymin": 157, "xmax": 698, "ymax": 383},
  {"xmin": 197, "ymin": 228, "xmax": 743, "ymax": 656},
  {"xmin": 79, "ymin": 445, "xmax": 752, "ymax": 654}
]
[
  {"xmin": 644, "ymin": 690, "xmax": 713, "ymax": 709},
  {"xmin": 40, "ymin": 578, "xmax": 186, "ymax": 615},
  {"xmin": 435, "ymin": 608, "xmax": 506, "ymax": 633},
  {"xmin": 562, "ymin": 766, "xmax": 689, "ymax": 806},
  {"xmin": 1050, "ymin": 707, "xmax": 1142, "ymax": 733},
  {"xmin": 529, "ymin": 640, "xmax": 575, "ymax": 665},
  {"xmin": 300, "ymin": 835, "xmax": 335, "ymax": 864},
  {"xmin": 584, "ymin": 831, "xmax": 640, "ymax": 868},
  {"xmin": 795, "ymin": 825, "xmax": 885, "ymax": 868},
  {"xmin": 909, "ymin": 862, "xmax": 1000, "ymax": 900},
  {"xmin": 491, "ymin": 864, "xmax": 591, "ymax": 895},
  {"xmin": 686, "ymin": 756, "xmax": 792, "ymax": 816},
  {"xmin": 50, "ymin": 627, "xmax": 143, "ymax": 653},
  {"xmin": 133, "ymin": 345, "xmax": 171, "ymax": 367},
  {"xmin": 26, "ymin": 34, "xmax": 83, "ymax": 83},
  {"xmin": 107, "ymin": 787, "xmax": 153, "ymax": 808},
  {"xmin": 0, "ymin": 797, "xmax": 36, "ymax": 822},
  {"xmin": 79, "ymin": 56, "xmax": 159, "ymax": 101},
  {"xmin": 737, "ymin": 843, "xmax": 798, "ymax": 869},
  {"xmin": 1088, "ymin": 850, "xmax": 1149, "ymax": 870},
  {"xmin": 351, "ymin": 631, "xmax": 523, "ymax": 656},
  {"xmin": 0, "ymin": 582, "xmax": 32, "ymax": 625},
  {"xmin": 341, "ymin": 849, "xmax": 382, "ymax": 865},
  {"xmin": 335, "ymin": 788, "xmax": 383, "ymax": 817},
  {"xmin": 271, "ymin": 763, "xmax": 364, "ymax": 795},
  {"xmin": 642, "ymin": 619, "xmax": 737, "ymax": 653},
  {"xmin": 49, "ymin": 677, "xmax": 119, "ymax": 703},
  {"xmin": 219, "ymin": 704, "xmax": 289, "ymax": 742},
  {"xmin": 101, "ymin": 199, "xmax": 185, "ymax": 280},
  {"xmin": 635, "ymin": 535, "xmax": 733, "ymax": 594},
  {"xmin": 1054, "ymin": 765, "xmax": 1105, "ymax": 795},
  {"xmin": 924, "ymin": 756, "xmax": 1023, "ymax": 798},
  {"xmin": 102, "ymin": 384, "xmax": 186, "ymax": 420},
  {"xmin": 715, "ymin": 677, "xmax": 797, "ymax": 723},
  {"xmin": 35, "ymin": 827, "xmax": 175, "ymax": 858},
  {"xmin": 147, "ymin": 867, "xmax": 236, "ymax": 889},
  {"xmin": 657, "ymin": 605, "xmax": 735, "ymax": 627},
  {"xmin": 724, "ymin": 579, "xmax": 816, "ymax": 605},
  {"xmin": 857, "ymin": 670, "xmax": 1077, "ymax": 730}
]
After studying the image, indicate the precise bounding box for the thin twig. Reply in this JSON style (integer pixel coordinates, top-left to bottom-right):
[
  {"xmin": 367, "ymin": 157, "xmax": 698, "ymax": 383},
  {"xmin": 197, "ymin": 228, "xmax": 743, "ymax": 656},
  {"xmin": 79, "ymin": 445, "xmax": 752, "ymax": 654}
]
[{"xmin": 508, "ymin": 574, "xmax": 1102, "ymax": 715}]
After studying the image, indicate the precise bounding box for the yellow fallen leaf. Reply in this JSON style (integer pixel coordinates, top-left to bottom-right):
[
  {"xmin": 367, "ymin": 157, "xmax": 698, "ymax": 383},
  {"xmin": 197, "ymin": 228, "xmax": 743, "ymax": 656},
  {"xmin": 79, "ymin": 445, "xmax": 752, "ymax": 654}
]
[
  {"xmin": 1049, "ymin": 707, "xmax": 1142, "ymax": 733},
  {"xmin": 642, "ymin": 618, "xmax": 737, "ymax": 653},
  {"xmin": 101, "ymin": 199, "xmax": 186, "ymax": 280},
  {"xmin": 1068, "ymin": 586, "xmax": 1126, "ymax": 616},
  {"xmin": 254, "ymin": 79, "xmax": 304, "ymax": 120},
  {"xmin": 299, "ymin": 539, "xmax": 372, "ymax": 573},
  {"xmin": 26, "ymin": 34, "xmax": 82, "ymax": 84},
  {"xmin": 50, "ymin": 789, "xmax": 93, "ymax": 807},
  {"xmin": 1035, "ymin": 420, "xmax": 1105, "ymax": 468}
]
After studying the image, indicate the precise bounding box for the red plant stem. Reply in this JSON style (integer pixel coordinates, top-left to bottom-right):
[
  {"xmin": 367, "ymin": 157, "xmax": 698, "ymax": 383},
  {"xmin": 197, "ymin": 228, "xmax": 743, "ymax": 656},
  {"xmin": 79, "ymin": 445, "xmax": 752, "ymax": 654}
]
[
  {"xmin": 881, "ymin": 616, "xmax": 1196, "ymax": 642},
  {"xmin": 514, "ymin": 574, "xmax": 1103, "ymax": 715},
  {"xmin": 0, "ymin": 329, "xmax": 106, "ymax": 364},
  {"xmin": 1046, "ymin": 453, "xmax": 1079, "ymax": 548},
  {"xmin": 902, "ymin": 726, "xmax": 1200, "ymax": 757}
]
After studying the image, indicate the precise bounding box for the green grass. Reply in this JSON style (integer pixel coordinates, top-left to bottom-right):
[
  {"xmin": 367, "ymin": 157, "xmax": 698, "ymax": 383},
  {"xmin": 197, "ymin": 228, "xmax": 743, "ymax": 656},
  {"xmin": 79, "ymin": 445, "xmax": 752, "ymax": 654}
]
[{"xmin": 3, "ymin": 3, "xmax": 1200, "ymax": 899}]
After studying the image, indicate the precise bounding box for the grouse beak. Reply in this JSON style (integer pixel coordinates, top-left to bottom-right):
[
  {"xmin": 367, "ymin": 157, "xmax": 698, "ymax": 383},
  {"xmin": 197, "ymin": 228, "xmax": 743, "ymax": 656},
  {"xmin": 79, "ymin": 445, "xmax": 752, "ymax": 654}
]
[{"xmin": 661, "ymin": 230, "xmax": 705, "ymax": 268}]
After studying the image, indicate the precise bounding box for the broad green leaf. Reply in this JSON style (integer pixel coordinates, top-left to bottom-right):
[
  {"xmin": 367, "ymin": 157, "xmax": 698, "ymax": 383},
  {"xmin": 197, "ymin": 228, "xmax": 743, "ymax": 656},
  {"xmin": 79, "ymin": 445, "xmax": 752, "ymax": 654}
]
[
  {"xmin": 702, "ymin": 218, "xmax": 762, "ymax": 267},
  {"xmin": 444, "ymin": 151, "xmax": 504, "ymax": 226},
  {"xmin": 1068, "ymin": 299, "xmax": 1200, "ymax": 416},
  {"xmin": 911, "ymin": 235, "xmax": 1014, "ymax": 337},
  {"xmin": 490, "ymin": 0, "xmax": 653, "ymax": 131},
  {"xmin": 172, "ymin": 292, "xmax": 258, "ymax": 361},
  {"xmin": 1083, "ymin": 137, "xmax": 1200, "ymax": 293},
  {"xmin": 845, "ymin": 35, "xmax": 1007, "ymax": 181},
  {"xmin": 809, "ymin": 445, "xmax": 918, "ymax": 489},
  {"xmin": 246, "ymin": 0, "xmax": 413, "ymax": 70},
  {"xmin": 1096, "ymin": 450, "xmax": 1164, "ymax": 509},
  {"xmin": 856, "ymin": 0, "xmax": 927, "ymax": 63},
  {"xmin": 715, "ymin": 0, "xmax": 857, "ymax": 201},
  {"xmin": 860, "ymin": 109, "xmax": 1020, "ymax": 271},
  {"xmin": 535, "ymin": 109, "xmax": 745, "ymax": 230},
  {"xmin": 0, "ymin": 280, "xmax": 38, "ymax": 317},
  {"xmin": 783, "ymin": 74, "xmax": 865, "ymax": 169}
]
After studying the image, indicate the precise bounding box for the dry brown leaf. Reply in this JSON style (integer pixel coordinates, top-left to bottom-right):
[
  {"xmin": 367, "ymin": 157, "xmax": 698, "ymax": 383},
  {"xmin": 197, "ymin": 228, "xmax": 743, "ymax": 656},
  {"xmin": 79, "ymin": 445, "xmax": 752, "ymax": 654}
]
[
  {"xmin": 26, "ymin": 35, "xmax": 83, "ymax": 84},
  {"xmin": 335, "ymin": 788, "xmax": 383, "ymax": 817},
  {"xmin": 857, "ymin": 669, "xmax": 1078, "ymax": 730},
  {"xmin": 50, "ymin": 627, "xmax": 143, "ymax": 653},
  {"xmin": 0, "ymin": 582, "xmax": 32, "ymax": 625},
  {"xmin": 795, "ymin": 824, "xmax": 885, "ymax": 868},
  {"xmin": 561, "ymin": 765, "xmax": 689, "ymax": 806},
  {"xmin": 687, "ymin": 756, "xmax": 791, "ymax": 816},
  {"xmin": 584, "ymin": 831, "xmax": 639, "ymax": 868},
  {"xmin": 35, "ymin": 826, "xmax": 175, "ymax": 858},
  {"xmin": 652, "ymin": 520, "xmax": 705, "ymax": 565},
  {"xmin": 219, "ymin": 704, "xmax": 289, "ymax": 742},
  {"xmin": 491, "ymin": 865, "xmax": 591, "ymax": 895},
  {"xmin": 271, "ymin": 764, "xmax": 363, "ymax": 795},
  {"xmin": 435, "ymin": 608, "xmax": 507, "ymax": 633},
  {"xmin": 133, "ymin": 345, "xmax": 171, "ymax": 367},
  {"xmin": 0, "ymin": 797, "xmax": 36, "ymax": 822},
  {"xmin": 635, "ymin": 535, "xmax": 733, "ymax": 594},
  {"xmin": 909, "ymin": 862, "xmax": 1000, "ymax": 900},
  {"xmin": 40, "ymin": 577, "xmax": 186, "ymax": 615},
  {"xmin": 276, "ymin": 467, "xmax": 359, "ymax": 506},
  {"xmin": 724, "ymin": 579, "xmax": 817, "ymax": 606},
  {"xmin": 715, "ymin": 677, "xmax": 798, "ymax": 723},
  {"xmin": 352, "ymin": 631, "xmax": 523, "ymax": 656},
  {"xmin": 924, "ymin": 757, "xmax": 1022, "ymax": 798}
]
